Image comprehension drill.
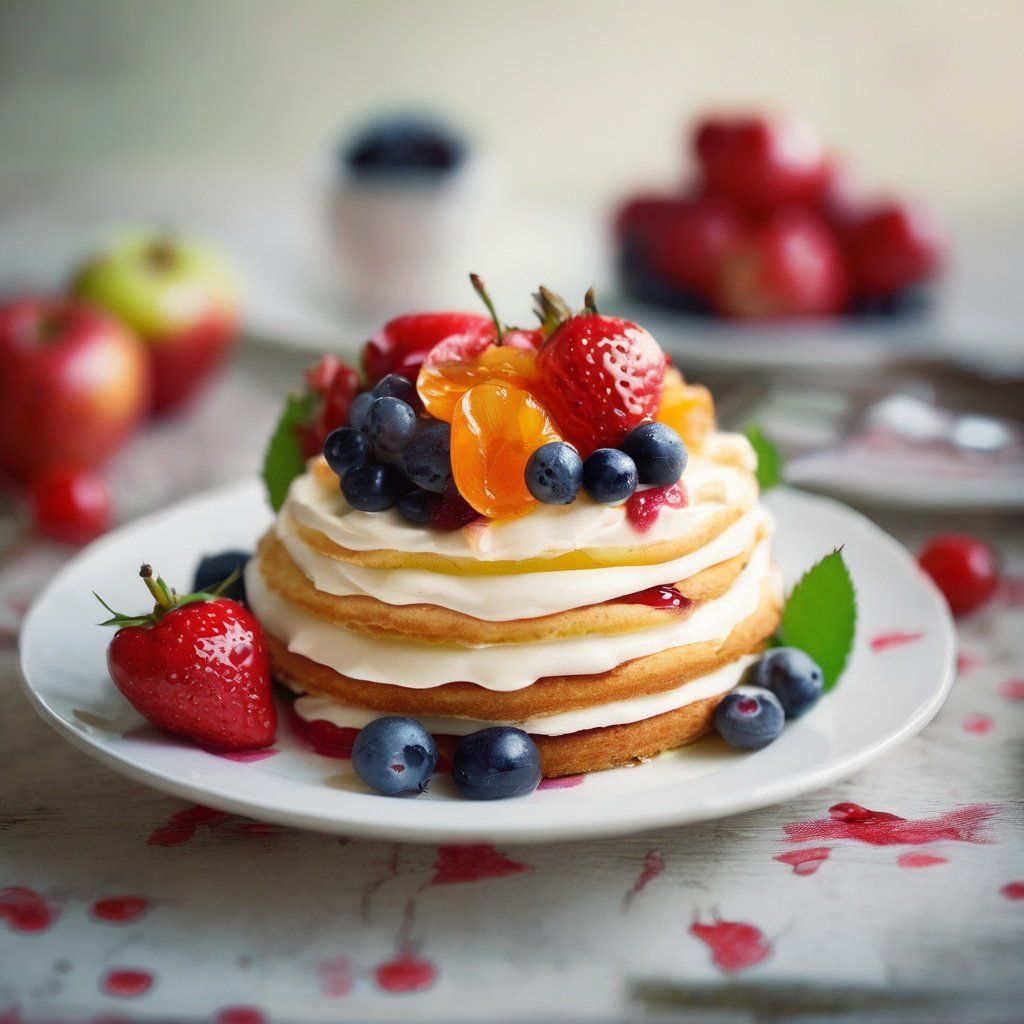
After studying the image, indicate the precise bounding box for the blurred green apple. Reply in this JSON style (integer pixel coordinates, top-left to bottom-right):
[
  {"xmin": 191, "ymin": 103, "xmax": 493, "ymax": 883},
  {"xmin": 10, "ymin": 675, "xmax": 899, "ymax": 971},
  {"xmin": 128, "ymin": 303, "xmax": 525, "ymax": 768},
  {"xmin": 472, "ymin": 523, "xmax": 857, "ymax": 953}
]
[{"xmin": 72, "ymin": 229, "xmax": 239, "ymax": 415}]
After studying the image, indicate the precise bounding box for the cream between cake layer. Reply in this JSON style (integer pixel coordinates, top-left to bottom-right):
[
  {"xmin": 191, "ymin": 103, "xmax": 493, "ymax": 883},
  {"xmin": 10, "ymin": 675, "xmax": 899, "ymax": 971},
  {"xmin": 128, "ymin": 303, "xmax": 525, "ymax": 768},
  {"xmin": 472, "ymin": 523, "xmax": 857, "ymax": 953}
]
[
  {"xmin": 276, "ymin": 505, "xmax": 769, "ymax": 620},
  {"xmin": 244, "ymin": 539, "xmax": 774, "ymax": 691},
  {"xmin": 291, "ymin": 655, "xmax": 755, "ymax": 737},
  {"xmin": 283, "ymin": 433, "xmax": 756, "ymax": 562}
]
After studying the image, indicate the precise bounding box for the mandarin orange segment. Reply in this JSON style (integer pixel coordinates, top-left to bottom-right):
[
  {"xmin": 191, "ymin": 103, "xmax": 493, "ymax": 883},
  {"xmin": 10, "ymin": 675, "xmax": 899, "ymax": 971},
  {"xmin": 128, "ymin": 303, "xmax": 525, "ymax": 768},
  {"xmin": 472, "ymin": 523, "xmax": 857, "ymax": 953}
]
[
  {"xmin": 451, "ymin": 381, "xmax": 561, "ymax": 520},
  {"xmin": 656, "ymin": 367, "xmax": 716, "ymax": 453},
  {"xmin": 417, "ymin": 345, "xmax": 539, "ymax": 423}
]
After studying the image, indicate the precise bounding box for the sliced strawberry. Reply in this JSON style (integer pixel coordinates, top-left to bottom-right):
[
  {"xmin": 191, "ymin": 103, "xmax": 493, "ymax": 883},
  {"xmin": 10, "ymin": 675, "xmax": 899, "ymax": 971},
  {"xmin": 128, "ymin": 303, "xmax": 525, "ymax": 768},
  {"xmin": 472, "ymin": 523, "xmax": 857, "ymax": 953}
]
[{"xmin": 362, "ymin": 312, "xmax": 494, "ymax": 385}]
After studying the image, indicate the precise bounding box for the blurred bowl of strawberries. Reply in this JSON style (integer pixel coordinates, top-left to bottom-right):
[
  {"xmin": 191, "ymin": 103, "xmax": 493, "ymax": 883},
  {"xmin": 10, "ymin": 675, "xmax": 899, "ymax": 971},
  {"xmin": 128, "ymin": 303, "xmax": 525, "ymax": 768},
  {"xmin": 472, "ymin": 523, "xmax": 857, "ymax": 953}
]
[{"xmin": 614, "ymin": 112, "xmax": 945, "ymax": 328}]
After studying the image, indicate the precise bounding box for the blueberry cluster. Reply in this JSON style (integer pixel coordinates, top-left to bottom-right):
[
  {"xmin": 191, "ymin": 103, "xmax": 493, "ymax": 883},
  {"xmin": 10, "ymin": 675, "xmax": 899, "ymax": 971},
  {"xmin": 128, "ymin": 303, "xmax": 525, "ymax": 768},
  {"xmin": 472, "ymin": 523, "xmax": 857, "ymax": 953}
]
[
  {"xmin": 323, "ymin": 374, "xmax": 455, "ymax": 525},
  {"xmin": 524, "ymin": 421, "xmax": 688, "ymax": 506},
  {"xmin": 713, "ymin": 647, "xmax": 824, "ymax": 750},
  {"xmin": 351, "ymin": 717, "xmax": 542, "ymax": 800}
]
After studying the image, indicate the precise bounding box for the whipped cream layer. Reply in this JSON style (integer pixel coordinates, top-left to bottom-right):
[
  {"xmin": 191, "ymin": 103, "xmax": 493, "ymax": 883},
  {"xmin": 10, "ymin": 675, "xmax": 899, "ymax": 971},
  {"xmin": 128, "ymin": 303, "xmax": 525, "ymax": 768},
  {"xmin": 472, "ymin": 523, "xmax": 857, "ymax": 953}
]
[
  {"xmin": 283, "ymin": 432, "xmax": 756, "ymax": 563},
  {"xmin": 293, "ymin": 655, "xmax": 755, "ymax": 737},
  {"xmin": 245, "ymin": 539, "xmax": 774, "ymax": 691},
  {"xmin": 278, "ymin": 504, "xmax": 769, "ymax": 620}
]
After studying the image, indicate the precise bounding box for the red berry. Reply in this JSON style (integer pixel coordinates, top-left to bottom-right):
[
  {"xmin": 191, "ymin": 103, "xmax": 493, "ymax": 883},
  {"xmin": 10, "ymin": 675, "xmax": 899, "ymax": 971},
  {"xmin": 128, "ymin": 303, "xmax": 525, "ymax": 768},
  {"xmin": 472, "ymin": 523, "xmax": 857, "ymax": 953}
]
[
  {"xmin": 843, "ymin": 199, "xmax": 944, "ymax": 299},
  {"xmin": 362, "ymin": 312, "xmax": 494, "ymax": 386},
  {"xmin": 918, "ymin": 534, "xmax": 1000, "ymax": 617},
  {"xmin": 295, "ymin": 355, "xmax": 361, "ymax": 458},
  {"xmin": 712, "ymin": 207, "xmax": 849, "ymax": 319},
  {"xmin": 428, "ymin": 481, "xmax": 480, "ymax": 530},
  {"xmin": 30, "ymin": 466, "xmax": 112, "ymax": 545},
  {"xmin": 535, "ymin": 313, "xmax": 665, "ymax": 454},
  {"xmin": 695, "ymin": 115, "xmax": 828, "ymax": 212},
  {"xmin": 103, "ymin": 571, "xmax": 276, "ymax": 749}
]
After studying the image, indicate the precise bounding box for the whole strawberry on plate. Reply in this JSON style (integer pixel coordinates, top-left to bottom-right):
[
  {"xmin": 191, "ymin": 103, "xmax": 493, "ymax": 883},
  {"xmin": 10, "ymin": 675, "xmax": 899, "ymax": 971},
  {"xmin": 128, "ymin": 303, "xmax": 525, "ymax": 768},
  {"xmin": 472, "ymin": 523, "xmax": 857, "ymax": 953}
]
[{"xmin": 96, "ymin": 565, "xmax": 276, "ymax": 749}]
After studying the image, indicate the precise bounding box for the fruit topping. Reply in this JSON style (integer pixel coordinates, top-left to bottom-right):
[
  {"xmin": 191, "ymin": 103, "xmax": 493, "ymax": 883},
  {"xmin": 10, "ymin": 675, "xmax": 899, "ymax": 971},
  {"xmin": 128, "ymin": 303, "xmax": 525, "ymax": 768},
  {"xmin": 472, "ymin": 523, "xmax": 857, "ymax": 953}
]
[
  {"xmin": 401, "ymin": 421, "xmax": 453, "ymax": 493},
  {"xmin": 397, "ymin": 489, "xmax": 433, "ymax": 525},
  {"xmin": 534, "ymin": 289, "xmax": 665, "ymax": 453},
  {"xmin": 97, "ymin": 564, "xmax": 276, "ymax": 750},
  {"xmin": 625, "ymin": 481, "xmax": 688, "ymax": 533},
  {"xmin": 364, "ymin": 396, "xmax": 418, "ymax": 453},
  {"xmin": 451, "ymin": 727, "xmax": 542, "ymax": 800},
  {"xmin": 323, "ymin": 426, "xmax": 373, "ymax": 479},
  {"xmin": 581, "ymin": 448, "xmax": 639, "ymax": 504},
  {"xmin": 655, "ymin": 368, "xmax": 716, "ymax": 453},
  {"xmin": 918, "ymin": 534, "xmax": 1000, "ymax": 617},
  {"xmin": 192, "ymin": 550, "xmax": 251, "ymax": 605},
  {"xmin": 713, "ymin": 686, "xmax": 785, "ymax": 750},
  {"xmin": 524, "ymin": 441, "xmax": 584, "ymax": 505},
  {"xmin": 341, "ymin": 462, "xmax": 406, "ymax": 513},
  {"xmin": 371, "ymin": 372, "xmax": 422, "ymax": 410},
  {"xmin": 294, "ymin": 356, "xmax": 361, "ymax": 459},
  {"xmin": 748, "ymin": 647, "xmax": 824, "ymax": 719},
  {"xmin": 620, "ymin": 422, "xmax": 688, "ymax": 486},
  {"xmin": 30, "ymin": 466, "xmax": 112, "ymax": 546},
  {"xmin": 351, "ymin": 716, "xmax": 439, "ymax": 796},
  {"xmin": 607, "ymin": 585, "xmax": 691, "ymax": 609},
  {"xmin": 450, "ymin": 381, "xmax": 561, "ymax": 520}
]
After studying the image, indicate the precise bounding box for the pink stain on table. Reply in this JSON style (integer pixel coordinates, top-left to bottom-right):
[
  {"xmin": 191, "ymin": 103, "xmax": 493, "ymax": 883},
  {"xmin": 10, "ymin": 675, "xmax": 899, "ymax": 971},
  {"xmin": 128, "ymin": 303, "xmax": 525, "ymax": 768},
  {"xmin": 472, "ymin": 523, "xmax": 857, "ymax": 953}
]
[
  {"xmin": 774, "ymin": 847, "xmax": 831, "ymax": 876},
  {"xmin": 215, "ymin": 1008, "xmax": 266, "ymax": 1024},
  {"xmin": 962, "ymin": 713, "xmax": 995, "ymax": 735},
  {"xmin": 100, "ymin": 968, "xmax": 154, "ymax": 998},
  {"xmin": 0, "ymin": 887, "xmax": 59, "ymax": 933},
  {"xmin": 957, "ymin": 653, "xmax": 984, "ymax": 675},
  {"xmin": 624, "ymin": 849, "xmax": 665, "ymax": 908},
  {"xmin": 784, "ymin": 802, "xmax": 997, "ymax": 846},
  {"xmin": 870, "ymin": 631, "xmax": 924, "ymax": 652},
  {"xmin": 147, "ymin": 806, "xmax": 230, "ymax": 847},
  {"xmin": 90, "ymin": 897, "xmax": 148, "ymax": 924},
  {"xmin": 316, "ymin": 956, "xmax": 353, "ymax": 997},
  {"xmin": 897, "ymin": 853, "xmax": 948, "ymax": 868},
  {"xmin": 690, "ymin": 919, "xmax": 771, "ymax": 973},
  {"xmin": 430, "ymin": 844, "xmax": 533, "ymax": 886},
  {"xmin": 536, "ymin": 774, "xmax": 585, "ymax": 790},
  {"xmin": 1000, "ymin": 882, "xmax": 1024, "ymax": 900},
  {"xmin": 999, "ymin": 679, "xmax": 1024, "ymax": 701},
  {"xmin": 373, "ymin": 952, "xmax": 437, "ymax": 994}
]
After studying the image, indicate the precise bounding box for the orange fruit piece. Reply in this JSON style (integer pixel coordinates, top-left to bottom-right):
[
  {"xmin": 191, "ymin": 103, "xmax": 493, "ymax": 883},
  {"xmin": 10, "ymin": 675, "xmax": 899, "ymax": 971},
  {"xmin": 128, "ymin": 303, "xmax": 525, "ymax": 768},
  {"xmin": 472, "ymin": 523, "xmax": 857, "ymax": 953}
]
[
  {"xmin": 656, "ymin": 367, "xmax": 716, "ymax": 453},
  {"xmin": 417, "ymin": 345, "xmax": 539, "ymax": 423},
  {"xmin": 451, "ymin": 381, "xmax": 561, "ymax": 520}
]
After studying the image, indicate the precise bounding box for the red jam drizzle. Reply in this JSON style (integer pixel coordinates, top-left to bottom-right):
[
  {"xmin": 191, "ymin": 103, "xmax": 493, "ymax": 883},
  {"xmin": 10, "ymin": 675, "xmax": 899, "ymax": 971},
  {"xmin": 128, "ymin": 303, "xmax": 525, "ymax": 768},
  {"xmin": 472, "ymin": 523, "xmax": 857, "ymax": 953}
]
[
  {"xmin": 609, "ymin": 585, "xmax": 692, "ymax": 610},
  {"xmin": 626, "ymin": 482, "xmax": 688, "ymax": 533}
]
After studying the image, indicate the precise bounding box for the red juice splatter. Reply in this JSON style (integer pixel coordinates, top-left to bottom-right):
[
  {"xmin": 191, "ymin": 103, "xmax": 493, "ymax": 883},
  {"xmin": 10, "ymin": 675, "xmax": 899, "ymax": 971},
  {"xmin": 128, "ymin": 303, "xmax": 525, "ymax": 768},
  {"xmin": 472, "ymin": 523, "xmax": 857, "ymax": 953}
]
[
  {"xmin": 0, "ymin": 887, "xmax": 59, "ymax": 933},
  {"xmin": 999, "ymin": 679, "xmax": 1024, "ymax": 701},
  {"xmin": 90, "ymin": 897, "xmax": 148, "ymax": 924},
  {"xmin": 897, "ymin": 853, "xmax": 948, "ymax": 868},
  {"xmin": 608, "ymin": 585, "xmax": 693, "ymax": 610},
  {"xmin": 1000, "ymin": 881, "xmax": 1024, "ymax": 900},
  {"xmin": 373, "ymin": 952, "xmax": 436, "ymax": 994},
  {"xmin": 957, "ymin": 653, "xmax": 984, "ymax": 674},
  {"xmin": 536, "ymin": 774, "xmax": 585, "ymax": 790},
  {"xmin": 774, "ymin": 847, "xmax": 831, "ymax": 876},
  {"xmin": 870, "ymin": 631, "xmax": 924, "ymax": 652},
  {"xmin": 208, "ymin": 747, "xmax": 279, "ymax": 763},
  {"xmin": 430, "ymin": 844, "xmax": 532, "ymax": 886},
  {"xmin": 783, "ymin": 802, "xmax": 997, "ymax": 846},
  {"xmin": 690, "ymin": 919, "xmax": 771, "ymax": 973},
  {"xmin": 100, "ymin": 968, "xmax": 154, "ymax": 998},
  {"xmin": 287, "ymin": 704, "xmax": 358, "ymax": 758},
  {"xmin": 626, "ymin": 482, "xmax": 688, "ymax": 533},
  {"xmin": 962, "ymin": 713, "xmax": 994, "ymax": 735},
  {"xmin": 215, "ymin": 1008, "xmax": 266, "ymax": 1024},
  {"xmin": 317, "ymin": 956, "xmax": 353, "ymax": 997},
  {"xmin": 624, "ymin": 849, "xmax": 665, "ymax": 907},
  {"xmin": 147, "ymin": 806, "xmax": 230, "ymax": 847}
]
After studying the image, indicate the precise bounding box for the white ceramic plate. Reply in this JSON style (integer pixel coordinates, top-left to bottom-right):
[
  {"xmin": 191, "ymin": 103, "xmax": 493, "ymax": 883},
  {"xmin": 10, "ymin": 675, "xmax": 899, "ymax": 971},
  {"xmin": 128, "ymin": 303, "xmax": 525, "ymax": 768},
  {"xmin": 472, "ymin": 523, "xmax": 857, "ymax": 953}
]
[{"xmin": 19, "ymin": 482, "xmax": 955, "ymax": 844}]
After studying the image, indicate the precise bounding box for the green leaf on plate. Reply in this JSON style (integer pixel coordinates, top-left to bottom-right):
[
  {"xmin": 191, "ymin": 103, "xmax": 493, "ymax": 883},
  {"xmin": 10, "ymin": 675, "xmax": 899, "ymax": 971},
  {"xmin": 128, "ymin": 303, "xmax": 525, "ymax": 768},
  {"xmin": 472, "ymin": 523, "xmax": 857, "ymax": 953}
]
[
  {"xmin": 262, "ymin": 389, "xmax": 316, "ymax": 512},
  {"xmin": 745, "ymin": 424, "xmax": 782, "ymax": 491},
  {"xmin": 778, "ymin": 548, "xmax": 857, "ymax": 691}
]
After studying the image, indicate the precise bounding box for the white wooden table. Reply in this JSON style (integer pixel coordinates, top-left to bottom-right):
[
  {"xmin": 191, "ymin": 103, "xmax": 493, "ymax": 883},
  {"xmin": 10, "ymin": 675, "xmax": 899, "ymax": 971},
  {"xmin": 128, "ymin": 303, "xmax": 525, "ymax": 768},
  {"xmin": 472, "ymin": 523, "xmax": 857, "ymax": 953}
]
[{"xmin": 1, "ymin": 345, "xmax": 1022, "ymax": 1023}]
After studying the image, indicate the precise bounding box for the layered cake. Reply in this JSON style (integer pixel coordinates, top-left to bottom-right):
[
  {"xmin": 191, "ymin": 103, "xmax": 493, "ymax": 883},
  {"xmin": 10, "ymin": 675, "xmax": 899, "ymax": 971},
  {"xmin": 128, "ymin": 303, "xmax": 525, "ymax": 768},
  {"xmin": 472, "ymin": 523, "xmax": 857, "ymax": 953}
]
[{"xmin": 246, "ymin": 288, "xmax": 782, "ymax": 777}]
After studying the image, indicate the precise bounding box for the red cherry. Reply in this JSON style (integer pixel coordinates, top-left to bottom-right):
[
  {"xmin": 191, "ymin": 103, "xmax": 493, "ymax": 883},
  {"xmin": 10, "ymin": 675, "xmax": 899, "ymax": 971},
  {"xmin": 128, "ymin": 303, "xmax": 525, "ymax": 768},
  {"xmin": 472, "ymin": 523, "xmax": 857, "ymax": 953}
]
[
  {"xmin": 844, "ymin": 199, "xmax": 944, "ymax": 299},
  {"xmin": 30, "ymin": 466, "xmax": 112, "ymax": 545},
  {"xmin": 694, "ymin": 115, "xmax": 828, "ymax": 212},
  {"xmin": 919, "ymin": 534, "xmax": 1000, "ymax": 617},
  {"xmin": 712, "ymin": 207, "xmax": 849, "ymax": 319}
]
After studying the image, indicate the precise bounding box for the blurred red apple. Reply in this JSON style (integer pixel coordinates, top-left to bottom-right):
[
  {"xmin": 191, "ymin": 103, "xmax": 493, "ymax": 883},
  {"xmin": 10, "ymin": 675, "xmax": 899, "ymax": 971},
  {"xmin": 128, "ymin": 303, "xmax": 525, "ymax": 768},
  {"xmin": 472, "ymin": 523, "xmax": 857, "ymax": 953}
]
[
  {"xmin": 72, "ymin": 230, "xmax": 239, "ymax": 415},
  {"xmin": 0, "ymin": 296, "xmax": 149, "ymax": 484}
]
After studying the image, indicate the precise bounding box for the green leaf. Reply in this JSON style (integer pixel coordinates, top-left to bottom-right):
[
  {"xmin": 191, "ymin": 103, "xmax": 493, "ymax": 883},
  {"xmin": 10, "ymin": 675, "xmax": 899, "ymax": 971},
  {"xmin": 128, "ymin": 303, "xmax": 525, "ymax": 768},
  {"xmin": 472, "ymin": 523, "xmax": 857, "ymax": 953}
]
[
  {"xmin": 262, "ymin": 389, "xmax": 316, "ymax": 512},
  {"xmin": 778, "ymin": 549, "xmax": 857, "ymax": 691},
  {"xmin": 745, "ymin": 424, "xmax": 781, "ymax": 491}
]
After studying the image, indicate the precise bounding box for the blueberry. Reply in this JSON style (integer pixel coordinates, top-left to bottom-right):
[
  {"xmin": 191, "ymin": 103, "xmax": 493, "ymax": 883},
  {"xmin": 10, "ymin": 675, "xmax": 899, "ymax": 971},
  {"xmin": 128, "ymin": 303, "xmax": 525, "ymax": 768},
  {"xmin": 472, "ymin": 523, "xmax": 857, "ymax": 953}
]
[
  {"xmin": 402, "ymin": 421, "xmax": 452, "ymax": 493},
  {"xmin": 713, "ymin": 686, "xmax": 785, "ymax": 750},
  {"xmin": 524, "ymin": 441, "xmax": 583, "ymax": 504},
  {"xmin": 341, "ymin": 462, "xmax": 404, "ymax": 512},
  {"xmin": 348, "ymin": 391, "xmax": 375, "ymax": 430},
  {"xmin": 364, "ymin": 397, "xmax": 418, "ymax": 454},
  {"xmin": 397, "ymin": 488, "xmax": 432, "ymax": 525},
  {"xmin": 193, "ymin": 550, "xmax": 250, "ymax": 604},
  {"xmin": 581, "ymin": 448, "xmax": 638, "ymax": 503},
  {"xmin": 343, "ymin": 115, "xmax": 465, "ymax": 177},
  {"xmin": 452, "ymin": 727, "xmax": 542, "ymax": 800},
  {"xmin": 323, "ymin": 426, "xmax": 372, "ymax": 480},
  {"xmin": 621, "ymin": 422, "xmax": 688, "ymax": 486},
  {"xmin": 372, "ymin": 373, "xmax": 419, "ymax": 409},
  {"xmin": 748, "ymin": 647, "xmax": 824, "ymax": 719},
  {"xmin": 351, "ymin": 717, "xmax": 438, "ymax": 796}
]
